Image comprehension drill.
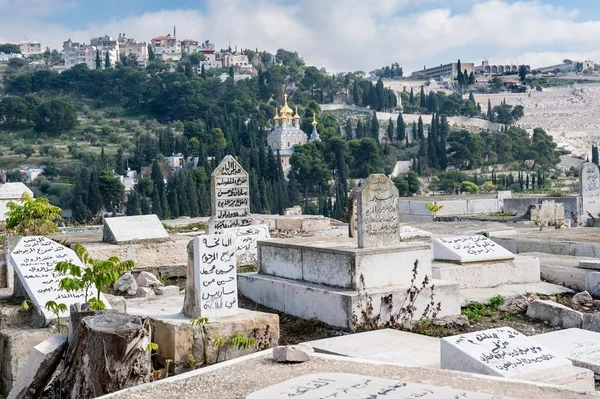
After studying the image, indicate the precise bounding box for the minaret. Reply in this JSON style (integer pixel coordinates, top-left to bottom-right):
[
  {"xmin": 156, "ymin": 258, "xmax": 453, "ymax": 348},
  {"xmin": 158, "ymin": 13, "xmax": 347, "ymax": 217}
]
[
  {"xmin": 173, "ymin": 25, "xmax": 176, "ymax": 38},
  {"xmin": 310, "ymin": 114, "xmax": 320, "ymax": 142}
]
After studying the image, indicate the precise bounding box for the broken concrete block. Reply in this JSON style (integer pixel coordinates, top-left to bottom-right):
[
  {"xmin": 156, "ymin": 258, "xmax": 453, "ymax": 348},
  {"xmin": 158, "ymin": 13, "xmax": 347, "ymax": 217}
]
[
  {"xmin": 114, "ymin": 272, "xmax": 137, "ymax": 296},
  {"xmin": 103, "ymin": 293, "xmax": 127, "ymax": 313},
  {"xmin": 273, "ymin": 344, "xmax": 314, "ymax": 363},
  {"xmin": 583, "ymin": 313, "xmax": 600, "ymax": 333},
  {"xmin": 526, "ymin": 299, "xmax": 583, "ymax": 329},
  {"xmin": 573, "ymin": 291, "xmax": 594, "ymax": 308},
  {"xmin": 135, "ymin": 287, "xmax": 155, "ymax": 298},
  {"xmin": 7, "ymin": 334, "xmax": 67, "ymax": 399},
  {"xmin": 136, "ymin": 271, "xmax": 163, "ymax": 288},
  {"xmin": 154, "ymin": 285, "xmax": 179, "ymax": 296}
]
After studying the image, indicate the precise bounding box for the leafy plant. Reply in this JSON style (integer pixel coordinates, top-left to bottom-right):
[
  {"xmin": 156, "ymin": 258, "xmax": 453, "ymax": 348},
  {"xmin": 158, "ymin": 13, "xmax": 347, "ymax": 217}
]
[
  {"xmin": 55, "ymin": 242, "xmax": 135, "ymax": 309},
  {"xmin": 5, "ymin": 192, "xmax": 62, "ymax": 236},
  {"xmin": 190, "ymin": 317, "xmax": 210, "ymax": 365},
  {"xmin": 157, "ymin": 272, "xmax": 168, "ymax": 285},
  {"xmin": 45, "ymin": 300, "xmax": 67, "ymax": 334},
  {"xmin": 425, "ymin": 203, "xmax": 444, "ymax": 220},
  {"xmin": 21, "ymin": 299, "xmax": 33, "ymax": 311},
  {"xmin": 146, "ymin": 342, "xmax": 159, "ymax": 352},
  {"xmin": 214, "ymin": 332, "xmax": 256, "ymax": 363},
  {"xmin": 461, "ymin": 301, "xmax": 490, "ymax": 322},
  {"xmin": 488, "ymin": 295, "xmax": 505, "ymax": 310}
]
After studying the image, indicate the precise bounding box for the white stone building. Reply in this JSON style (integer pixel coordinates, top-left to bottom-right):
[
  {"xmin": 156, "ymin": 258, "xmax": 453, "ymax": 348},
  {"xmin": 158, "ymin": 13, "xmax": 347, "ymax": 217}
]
[
  {"xmin": 181, "ymin": 39, "xmax": 199, "ymax": 54},
  {"xmin": 63, "ymin": 39, "xmax": 96, "ymax": 69},
  {"xmin": 151, "ymin": 34, "xmax": 181, "ymax": 62},
  {"xmin": 0, "ymin": 53, "xmax": 22, "ymax": 63},
  {"xmin": 222, "ymin": 52, "xmax": 250, "ymax": 69},
  {"xmin": 19, "ymin": 41, "xmax": 42, "ymax": 56},
  {"xmin": 90, "ymin": 35, "xmax": 119, "ymax": 67},
  {"xmin": 197, "ymin": 53, "xmax": 222, "ymax": 71},
  {"xmin": 117, "ymin": 34, "xmax": 148, "ymax": 67}
]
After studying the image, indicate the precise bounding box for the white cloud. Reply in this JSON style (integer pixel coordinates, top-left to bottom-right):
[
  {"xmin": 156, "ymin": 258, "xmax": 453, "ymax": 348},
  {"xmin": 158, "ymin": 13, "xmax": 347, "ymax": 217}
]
[{"xmin": 0, "ymin": 0, "xmax": 599, "ymax": 73}]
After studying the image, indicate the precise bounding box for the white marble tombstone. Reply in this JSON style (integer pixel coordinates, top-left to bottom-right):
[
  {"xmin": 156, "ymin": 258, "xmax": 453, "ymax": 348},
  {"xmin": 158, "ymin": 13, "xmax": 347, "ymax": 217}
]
[
  {"xmin": 399, "ymin": 225, "xmax": 432, "ymax": 241},
  {"xmin": 356, "ymin": 174, "xmax": 401, "ymax": 249},
  {"xmin": 433, "ymin": 235, "xmax": 515, "ymax": 263},
  {"xmin": 183, "ymin": 234, "xmax": 238, "ymax": 319},
  {"xmin": 535, "ymin": 328, "xmax": 600, "ymax": 375},
  {"xmin": 580, "ymin": 162, "xmax": 600, "ymax": 219},
  {"xmin": 207, "ymin": 155, "xmax": 252, "ymax": 234},
  {"xmin": 102, "ymin": 214, "xmax": 169, "ymax": 244},
  {"xmin": 223, "ymin": 225, "xmax": 271, "ymax": 266},
  {"xmin": 246, "ymin": 372, "xmax": 515, "ymax": 399},
  {"xmin": 10, "ymin": 236, "xmax": 111, "ymax": 325},
  {"xmin": 441, "ymin": 327, "xmax": 572, "ymax": 381}
]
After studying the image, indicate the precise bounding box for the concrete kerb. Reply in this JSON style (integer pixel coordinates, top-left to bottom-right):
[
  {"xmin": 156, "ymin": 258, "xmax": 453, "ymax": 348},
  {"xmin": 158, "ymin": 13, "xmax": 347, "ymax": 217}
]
[{"xmin": 96, "ymin": 351, "xmax": 598, "ymax": 399}]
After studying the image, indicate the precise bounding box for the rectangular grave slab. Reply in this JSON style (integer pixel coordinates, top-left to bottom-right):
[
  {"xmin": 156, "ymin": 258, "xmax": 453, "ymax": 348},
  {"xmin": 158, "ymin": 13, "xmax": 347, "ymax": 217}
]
[
  {"xmin": 207, "ymin": 155, "xmax": 252, "ymax": 233},
  {"xmin": 433, "ymin": 235, "xmax": 514, "ymax": 264},
  {"xmin": 183, "ymin": 235, "xmax": 238, "ymax": 319},
  {"xmin": 578, "ymin": 260, "xmax": 600, "ymax": 271},
  {"xmin": 357, "ymin": 174, "xmax": 401, "ymax": 248},
  {"xmin": 580, "ymin": 162, "xmax": 600, "ymax": 220},
  {"xmin": 399, "ymin": 225, "xmax": 432, "ymax": 241},
  {"xmin": 10, "ymin": 236, "xmax": 111, "ymax": 325},
  {"xmin": 535, "ymin": 328, "xmax": 600, "ymax": 375},
  {"xmin": 441, "ymin": 327, "xmax": 572, "ymax": 381},
  {"xmin": 103, "ymin": 214, "xmax": 169, "ymax": 244},
  {"xmin": 246, "ymin": 372, "xmax": 515, "ymax": 399},
  {"xmin": 223, "ymin": 225, "xmax": 270, "ymax": 267}
]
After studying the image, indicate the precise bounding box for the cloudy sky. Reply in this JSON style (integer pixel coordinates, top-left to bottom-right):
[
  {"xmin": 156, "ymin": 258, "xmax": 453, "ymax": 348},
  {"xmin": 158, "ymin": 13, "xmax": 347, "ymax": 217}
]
[{"xmin": 1, "ymin": 0, "xmax": 599, "ymax": 73}]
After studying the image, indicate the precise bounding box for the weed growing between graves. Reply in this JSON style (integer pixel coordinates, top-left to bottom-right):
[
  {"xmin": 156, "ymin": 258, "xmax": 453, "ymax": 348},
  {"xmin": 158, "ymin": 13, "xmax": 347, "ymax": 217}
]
[
  {"xmin": 462, "ymin": 295, "xmax": 504, "ymax": 323},
  {"xmin": 351, "ymin": 260, "xmax": 441, "ymax": 332}
]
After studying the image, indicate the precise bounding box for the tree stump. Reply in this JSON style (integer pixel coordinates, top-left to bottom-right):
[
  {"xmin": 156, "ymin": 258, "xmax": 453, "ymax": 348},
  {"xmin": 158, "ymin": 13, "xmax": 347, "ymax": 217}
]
[{"xmin": 50, "ymin": 313, "xmax": 152, "ymax": 398}]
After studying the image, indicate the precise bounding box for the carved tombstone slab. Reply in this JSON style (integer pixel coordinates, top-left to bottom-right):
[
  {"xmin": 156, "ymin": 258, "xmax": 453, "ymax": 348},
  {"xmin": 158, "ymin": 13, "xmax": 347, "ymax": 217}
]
[
  {"xmin": 356, "ymin": 174, "xmax": 401, "ymax": 248},
  {"xmin": 246, "ymin": 372, "xmax": 515, "ymax": 399},
  {"xmin": 183, "ymin": 235, "xmax": 238, "ymax": 319},
  {"xmin": 223, "ymin": 225, "xmax": 271, "ymax": 267},
  {"xmin": 207, "ymin": 155, "xmax": 252, "ymax": 234},
  {"xmin": 102, "ymin": 214, "xmax": 169, "ymax": 244},
  {"xmin": 10, "ymin": 236, "xmax": 111, "ymax": 325},
  {"xmin": 580, "ymin": 162, "xmax": 600, "ymax": 219},
  {"xmin": 399, "ymin": 225, "xmax": 432, "ymax": 241},
  {"xmin": 441, "ymin": 327, "xmax": 572, "ymax": 381},
  {"xmin": 433, "ymin": 235, "xmax": 514, "ymax": 264},
  {"xmin": 535, "ymin": 328, "xmax": 600, "ymax": 375}
]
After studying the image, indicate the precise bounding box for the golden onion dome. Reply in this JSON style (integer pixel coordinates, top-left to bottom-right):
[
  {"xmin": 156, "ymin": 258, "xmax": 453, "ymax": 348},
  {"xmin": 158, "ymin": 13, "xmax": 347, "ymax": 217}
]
[
  {"xmin": 311, "ymin": 114, "xmax": 318, "ymax": 126},
  {"xmin": 293, "ymin": 106, "xmax": 300, "ymax": 120},
  {"xmin": 279, "ymin": 93, "xmax": 294, "ymax": 117},
  {"xmin": 273, "ymin": 107, "xmax": 280, "ymax": 120}
]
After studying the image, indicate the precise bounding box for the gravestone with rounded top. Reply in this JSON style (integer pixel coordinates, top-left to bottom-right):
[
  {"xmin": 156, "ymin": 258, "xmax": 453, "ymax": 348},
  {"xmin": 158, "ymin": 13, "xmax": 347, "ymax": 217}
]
[
  {"xmin": 10, "ymin": 236, "xmax": 111, "ymax": 325},
  {"xmin": 580, "ymin": 162, "xmax": 600, "ymax": 219},
  {"xmin": 356, "ymin": 174, "xmax": 401, "ymax": 249},
  {"xmin": 207, "ymin": 155, "xmax": 252, "ymax": 234}
]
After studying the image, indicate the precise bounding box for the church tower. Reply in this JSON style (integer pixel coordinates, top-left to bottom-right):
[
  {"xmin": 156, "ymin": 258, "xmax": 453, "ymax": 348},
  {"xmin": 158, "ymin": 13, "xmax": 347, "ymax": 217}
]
[{"xmin": 267, "ymin": 94, "xmax": 308, "ymax": 173}]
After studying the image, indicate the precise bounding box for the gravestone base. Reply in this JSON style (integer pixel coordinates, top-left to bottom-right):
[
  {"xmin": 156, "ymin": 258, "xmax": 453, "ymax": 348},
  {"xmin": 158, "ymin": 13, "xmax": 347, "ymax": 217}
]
[
  {"xmin": 238, "ymin": 273, "xmax": 460, "ymax": 330},
  {"xmin": 432, "ymin": 255, "xmax": 540, "ymax": 289}
]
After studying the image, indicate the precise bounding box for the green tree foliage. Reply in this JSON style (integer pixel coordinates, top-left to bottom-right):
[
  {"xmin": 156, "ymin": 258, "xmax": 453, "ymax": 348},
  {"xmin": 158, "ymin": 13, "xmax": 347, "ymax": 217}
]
[
  {"xmin": 396, "ymin": 113, "xmax": 405, "ymax": 142},
  {"xmin": 0, "ymin": 43, "xmax": 21, "ymax": 54},
  {"xmin": 370, "ymin": 112, "xmax": 380, "ymax": 141},
  {"xmin": 393, "ymin": 171, "xmax": 420, "ymax": 196},
  {"xmin": 592, "ymin": 144, "xmax": 599, "ymax": 166},
  {"xmin": 32, "ymin": 98, "xmax": 78, "ymax": 135},
  {"xmin": 5, "ymin": 193, "xmax": 62, "ymax": 235},
  {"xmin": 98, "ymin": 170, "xmax": 124, "ymax": 212}
]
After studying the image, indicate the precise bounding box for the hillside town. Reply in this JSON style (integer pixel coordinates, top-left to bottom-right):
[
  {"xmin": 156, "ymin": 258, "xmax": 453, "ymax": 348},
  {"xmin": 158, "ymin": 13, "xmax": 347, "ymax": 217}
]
[{"xmin": 4, "ymin": 2, "xmax": 600, "ymax": 399}]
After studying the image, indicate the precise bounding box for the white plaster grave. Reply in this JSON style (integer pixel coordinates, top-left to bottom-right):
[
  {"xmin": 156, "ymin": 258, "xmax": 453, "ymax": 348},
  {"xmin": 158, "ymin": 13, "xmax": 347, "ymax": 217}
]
[
  {"xmin": 356, "ymin": 174, "xmax": 401, "ymax": 248},
  {"xmin": 433, "ymin": 235, "xmax": 514, "ymax": 264},
  {"xmin": 441, "ymin": 327, "xmax": 572, "ymax": 381},
  {"xmin": 578, "ymin": 260, "xmax": 600, "ymax": 271},
  {"xmin": 246, "ymin": 372, "xmax": 515, "ymax": 399},
  {"xmin": 207, "ymin": 155, "xmax": 251, "ymax": 233},
  {"xmin": 103, "ymin": 214, "xmax": 169, "ymax": 244},
  {"xmin": 10, "ymin": 236, "xmax": 111, "ymax": 324},
  {"xmin": 399, "ymin": 225, "xmax": 431, "ymax": 241},
  {"xmin": 223, "ymin": 225, "xmax": 270, "ymax": 266},
  {"xmin": 580, "ymin": 162, "xmax": 600, "ymax": 219},
  {"xmin": 183, "ymin": 235, "xmax": 238, "ymax": 318},
  {"xmin": 535, "ymin": 328, "xmax": 600, "ymax": 375}
]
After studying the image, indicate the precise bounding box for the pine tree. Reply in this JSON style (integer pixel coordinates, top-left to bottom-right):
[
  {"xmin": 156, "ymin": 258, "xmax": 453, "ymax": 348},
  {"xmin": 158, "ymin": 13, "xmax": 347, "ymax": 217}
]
[
  {"xmin": 95, "ymin": 49, "xmax": 101, "ymax": 70},
  {"xmin": 344, "ymin": 119, "xmax": 353, "ymax": 140},
  {"xmin": 370, "ymin": 112, "xmax": 379, "ymax": 142},
  {"xmin": 396, "ymin": 113, "xmax": 405, "ymax": 142},
  {"xmin": 419, "ymin": 86, "xmax": 426, "ymax": 109},
  {"xmin": 387, "ymin": 118, "xmax": 394, "ymax": 141},
  {"xmin": 104, "ymin": 51, "xmax": 111, "ymax": 69}
]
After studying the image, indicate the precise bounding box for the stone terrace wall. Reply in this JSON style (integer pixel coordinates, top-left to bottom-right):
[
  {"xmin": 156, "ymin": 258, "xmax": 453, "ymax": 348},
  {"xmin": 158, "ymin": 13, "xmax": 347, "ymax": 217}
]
[{"xmin": 503, "ymin": 196, "xmax": 579, "ymax": 219}]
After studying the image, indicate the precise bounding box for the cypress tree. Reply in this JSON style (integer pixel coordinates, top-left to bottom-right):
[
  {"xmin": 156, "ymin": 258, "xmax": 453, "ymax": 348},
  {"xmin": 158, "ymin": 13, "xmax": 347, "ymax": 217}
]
[
  {"xmin": 352, "ymin": 80, "xmax": 360, "ymax": 105},
  {"xmin": 370, "ymin": 112, "xmax": 379, "ymax": 142},
  {"xmin": 95, "ymin": 49, "xmax": 101, "ymax": 70},
  {"xmin": 396, "ymin": 113, "xmax": 405, "ymax": 142},
  {"xmin": 487, "ymin": 99, "xmax": 493, "ymax": 121},
  {"xmin": 151, "ymin": 188, "xmax": 162, "ymax": 218},
  {"xmin": 526, "ymin": 174, "xmax": 530, "ymax": 190},
  {"xmin": 592, "ymin": 144, "xmax": 599, "ymax": 166},
  {"xmin": 418, "ymin": 117, "xmax": 427, "ymax": 168},
  {"xmin": 126, "ymin": 192, "xmax": 141, "ymax": 216},
  {"xmin": 412, "ymin": 121, "xmax": 418, "ymax": 141},
  {"xmin": 355, "ymin": 119, "xmax": 364, "ymax": 139},
  {"xmin": 532, "ymin": 174, "xmax": 536, "ymax": 190},
  {"xmin": 344, "ymin": 119, "xmax": 353, "ymax": 140},
  {"xmin": 419, "ymin": 86, "xmax": 426, "ymax": 109},
  {"xmin": 438, "ymin": 115, "xmax": 449, "ymax": 170},
  {"xmin": 250, "ymin": 170, "xmax": 261, "ymax": 212},
  {"xmin": 88, "ymin": 171, "xmax": 102, "ymax": 215},
  {"xmin": 409, "ymin": 88, "xmax": 415, "ymax": 106},
  {"xmin": 104, "ymin": 51, "xmax": 111, "ymax": 69},
  {"xmin": 427, "ymin": 115, "xmax": 438, "ymax": 169},
  {"xmin": 387, "ymin": 118, "xmax": 394, "ymax": 141},
  {"xmin": 201, "ymin": 64, "xmax": 206, "ymax": 79}
]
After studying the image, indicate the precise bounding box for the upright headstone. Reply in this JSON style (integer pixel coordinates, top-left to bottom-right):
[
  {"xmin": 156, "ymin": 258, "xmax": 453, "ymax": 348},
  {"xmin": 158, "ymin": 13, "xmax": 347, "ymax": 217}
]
[
  {"xmin": 224, "ymin": 225, "xmax": 271, "ymax": 267},
  {"xmin": 183, "ymin": 235, "xmax": 238, "ymax": 319},
  {"xmin": 207, "ymin": 155, "xmax": 251, "ymax": 234},
  {"xmin": 102, "ymin": 214, "xmax": 169, "ymax": 244},
  {"xmin": 441, "ymin": 327, "xmax": 572, "ymax": 381},
  {"xmin": 580, "ymin": 162, "xmax": 600, "ymax": 219},
  {"xmin": 433, "ymin": 236, "xmax": 515, "ymax": 263},
  {"xmin": 10, "ymin": 236, "xmax": 111, "ymax": 325},
  {"xmin": 247, "ymin": 373, "xmax": 515, "ymax": 399},
  {"xmin": 0, "ymin": 182, "xmax": 33, "ymax": 221},
  {"xmin": 356, "ymin": 174, "xmax": 401, "ymax": 248}
]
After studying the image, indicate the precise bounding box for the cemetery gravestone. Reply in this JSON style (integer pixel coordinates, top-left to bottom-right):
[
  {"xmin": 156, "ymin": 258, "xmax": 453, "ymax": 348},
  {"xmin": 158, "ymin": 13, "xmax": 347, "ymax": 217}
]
[
  {"xmin": 433, "ymin": 235, "xmax": 515, "ymax": 264},
  {"xmin": 580, "ymin": 162, "xmax": 600, "ymax": 219},
  {"xmin": 183, "ymin": 234, "xmax": 238, "ymax": 319},
  {"xmin": 102, "ymin": 214, "xmax": 169, "ymax": 244},
  {"xmin": 246, "ymin": 372, "xmax": 515, "ymax": 399},
  {"xmin": 356, "ymin": 174, "xmax": 401, "ymax": 248},
  {"xmin": 10, "ymin": 236, "xmax": 111, "ymax": 325},
  {"xmin": 441, "ymin": 327, "xmax": 572, "ymax": 381},
  {"xmin": 399, "ymin": 225, "xmax": 432, "ymax": 241},
  {"xmin": 224, "ymin": 225, "xmax": 270, "ymax": 267},
  {"xmin": 535, "ymin": 328, "xmax": 600, "ymax": 375},
  {"xmin": 207, "ymin": 155, "xmax": 252, "ymax": 234}
]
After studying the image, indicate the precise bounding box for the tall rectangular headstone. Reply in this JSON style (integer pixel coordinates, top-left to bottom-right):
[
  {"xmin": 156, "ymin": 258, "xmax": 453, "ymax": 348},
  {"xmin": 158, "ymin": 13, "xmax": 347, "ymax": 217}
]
[
  {"xmin": 441, "ymin": 327, "xmax": 572, "ymax": 381},
  {"xmin": 10, "ymin": 236, "xmax": 111, "ymax": 325},
  {"xmin": 433, "ymin": 236, "xmax": 514, "ymax": 263},
  {"xmin": 102, "ymin": 214, "xmax": 169, "ymax": 244},
  {"xmin": 183, "ymin": 235, "xmax": 238, "ymax": 319},
  {"xmin": 356, "ymin": 174, "xmax": 401, "ymax": 248},
  {"xmin": 223, "ymin": 225, "xmax": 271, "ymax": 267},
  {"xmin": 246, "ymin": 373, "xmax": 516, "ymax": 399},
  {"xmin": 207, "ymin": 155, "xmax": 251, "ymax": 234},
  {"xmin": 580, "ymin": 162, "xmax": 600, "ymax": 219}
]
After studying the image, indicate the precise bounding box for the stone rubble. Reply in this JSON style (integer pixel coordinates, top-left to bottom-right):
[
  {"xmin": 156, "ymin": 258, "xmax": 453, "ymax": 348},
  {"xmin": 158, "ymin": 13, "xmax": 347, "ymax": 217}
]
[
  {"xmin": 526, "ymin": 299, "xmax": 583, "ymax": 329},
  {"xmin": 136, "ymin": 271, "xmax": 163, "ymax": 288},
  {"xmin": 499, "ymin": 294, "xmax": 539, "ymax": 314},
  {"xmin": 135, "ymin": 287, "xmax": 155, "ymax": 298},
  {"xmin": 273, "ymin": 344, "xmax": 314, "ymax": 363},
  {"xmin": 114, "ymin": 272, "xmax": 138, "ymax": 296},
  {"xmin": 153, "ymin": 285, "xmax": 180, "ymax": 296}
]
